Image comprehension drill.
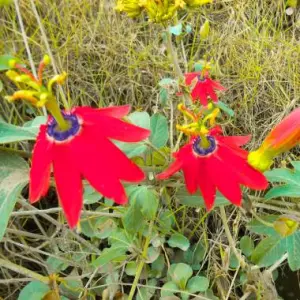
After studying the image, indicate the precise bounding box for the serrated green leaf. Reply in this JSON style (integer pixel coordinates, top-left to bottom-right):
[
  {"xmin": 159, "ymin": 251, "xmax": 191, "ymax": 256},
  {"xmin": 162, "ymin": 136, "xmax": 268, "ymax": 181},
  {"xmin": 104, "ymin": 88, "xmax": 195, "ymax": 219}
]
[
  {"xmin": 18, "ymin": 281, "xmax": 50, "ymax": 300},
  {"xmin": 265, "ymin": 165, "xmax": 300, "ymax": 199},
  {"xmin": 186, "ymin": 276, "xmax": 209, "ymax": 293},
  {"xmin": 0, "ymin": 152, "xmax": 29, "ymax": 240},
  {"xmin": 168, "ymin": 263, "xmax": 193, "ymax": 290},
  {"xmin": 247, "ymin": 215, "xmax": 278, "ymax": 236},
  {"xmin": 240, "ymin": 236, "xmax": 255, "ymax": 257},
  {"xmin": 251, "ymin": 235, "xmax": 286, "ymax": 267},
  {"xmin": 169, "ymin": 23, "xmax": 182, "ymax": 36},
  {"xmin": 150, "ymin": 113, "xmax": 169, "ymax": 149},
  {"xmin": 286, "ymin": 231, "xmax": 300, "ymax": 271},
  {"xmin": 168, "ymin": 233, "xmax": 190, "ymax": 251}
]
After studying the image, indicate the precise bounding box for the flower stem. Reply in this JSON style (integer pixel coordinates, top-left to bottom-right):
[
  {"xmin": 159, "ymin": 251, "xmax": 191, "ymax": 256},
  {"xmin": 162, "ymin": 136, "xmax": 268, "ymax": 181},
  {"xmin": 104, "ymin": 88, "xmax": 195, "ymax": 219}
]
[
  {"xmin": 219, "ymin": 206, "xmax": 246, "ymax": 269},
  {"xmin": 0, "ymin": 258, "xmax": 49, "ymax": 284},
  {"xmin": 128, "ymin": 221, "xmax": 153, "ymax": 300}
]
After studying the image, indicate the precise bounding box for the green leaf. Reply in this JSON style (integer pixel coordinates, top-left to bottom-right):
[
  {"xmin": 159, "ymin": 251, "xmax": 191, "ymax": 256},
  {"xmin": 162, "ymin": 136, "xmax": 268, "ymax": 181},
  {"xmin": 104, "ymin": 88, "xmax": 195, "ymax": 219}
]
[
  {"xmin": 151, "ymin": 254, "xmax": 165, "ymax": 278},
  {"xmin": 200, "ymin": 20, "xmax": 210, "ymax": 39},
  {"xmin": 83, "ymin": 184, "xmax": 102, "ymax": 204},
  {"xmin": 168, "ymin": 233, "xmax": 190, "ymax": 251},
  {"xmin": 229, "ymin": 252, "xmax": 239, "ymax": 269},
  {"xmin": 18, "ymin": 281, "xmax": 50, "ymax": 300},
  {"xmin": 128, "ymin": 186, "xmax": 159, "ymax": 220},
  {"xmin": 286, "ymin": 231, "xmax": 300, "ymax": 271},
  {"xmin": 0, "ymin": 152, "xmax": 29, "ymax": 240},
  {"xmin": 168, "ymin": 263, "xmax": 193, "ymax": 290},
  {"xmin": 247, "ymin": 215, "xmax": 278, "ymax": 236},
  {"xmin": 265, "ymin": 165, "xmax": 300, "ymax": 199},
  {"xmin": 136, "ymin": 279, "xmax": 157, "ymax": 300},
  {"xmin": 0, "ymin": 120, "xmax": 37, "ymax": 144},
  {"xmin": 186, "ymin": 276, "xmax": 209, "ymax": 293},
  {"xmin": 109, "ymin": 228, "xmax": 135, "ymax": 249},
  {"xmin": 161, "ymin": 281, "xmax": 179, "ymax": 297},
  {"xmin": 92, "ymin": 247, "xmax": 127, "ymax": 267},
  {"xmin": 125, "ymin": 261, "xmax": 138, "ymax": 276},
  {"xmin": 183, "ymin": 242, "xmax": 206, "ymax": 269},
  {"xmin": 159, "ymin": 88, "xmax": 168, "ymax": 106},
  {"xmin": 81, "ymin": 216, "xmax": 116, "ymax": 239},
  {"xmin": 146, "ymin": 246, "xmax": 160, "ymax": 263},
  {"xmin": 169, "ymin": 23, "xmax": 182, "ymax": 36},
  {"xmin": 177, "ymin": 188, "xmax": 230, "ymax": 208},
  {"xmin": 123, "ymin": 203, "xmax": 145, "ymax": 234},
  {"xmin": 0, "ymin": 79, "xmax": 3, "ymax": 93},
  {"xmin": 150, "ymin": 113, "xmax": 169, "ymax": 149},
  {"xmin": 0, "ymin": 55, "xmax": 16, "ymax": 71},
  {"xmin": 217, "ymin": 101, "xmax": 235, "ymax": 117},
  {"xmin": 157, "ymin": 209, "xmax": 175, "ymax": 234},
  {"xmin": 115, "ymin": 141, "xmax": 147, "ymax": 158},
  {"xmin": 46, "ymin": 257, "xmax": 69, "ymax": 273},
  {"xmin": 251, "ymin": 235, "xmax": 286, "ymax": 267},
  {"xmin": 128, "ymin": 111, "xmax": 151, "ymax": 130},
  {"xmin": 60, "ymin": 278, "xmax": 83, "ymax": 298},
  {"xmin": 240, "ymin": 236, "xmax": 255, "ymax": 257}
]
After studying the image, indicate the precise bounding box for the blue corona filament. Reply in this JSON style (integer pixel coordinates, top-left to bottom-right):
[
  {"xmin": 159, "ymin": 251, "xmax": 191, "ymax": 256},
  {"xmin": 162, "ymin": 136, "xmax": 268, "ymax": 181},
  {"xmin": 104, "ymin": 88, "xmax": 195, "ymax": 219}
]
[
  {"xmin": 192, "ymin": 135, "xmax": 217, "ymax": 156},
  {"xmin": 47, "ymin": 113, "xmax": 80, "ymax": 141}
]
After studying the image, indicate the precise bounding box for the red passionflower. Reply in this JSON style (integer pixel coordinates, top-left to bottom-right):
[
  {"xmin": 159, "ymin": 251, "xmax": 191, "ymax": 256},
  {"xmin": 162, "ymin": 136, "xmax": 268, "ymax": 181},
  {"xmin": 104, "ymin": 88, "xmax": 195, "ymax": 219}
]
[
  {"xmin": 30, "ymin": 105, "xmax": 150, "ymax": 227},
  {"xmin": 184, "ymin": 72, "xmax": 226, "ymax": 106},
  {"xmin": 157, "ymin": 128, "xmax": 268, "ymax": 210}
]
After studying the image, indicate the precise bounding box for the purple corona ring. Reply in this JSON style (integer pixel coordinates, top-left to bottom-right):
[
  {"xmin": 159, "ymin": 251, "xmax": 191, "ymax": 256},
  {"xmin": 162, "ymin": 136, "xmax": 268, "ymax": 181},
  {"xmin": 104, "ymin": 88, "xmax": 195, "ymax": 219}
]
[
  {"xmin": 192, "ymin": 135, "xmax": 217, "ymax": 156},
  {"xmin": 47, "ymin": 113, "xmax": 81, "ymax": 142}
]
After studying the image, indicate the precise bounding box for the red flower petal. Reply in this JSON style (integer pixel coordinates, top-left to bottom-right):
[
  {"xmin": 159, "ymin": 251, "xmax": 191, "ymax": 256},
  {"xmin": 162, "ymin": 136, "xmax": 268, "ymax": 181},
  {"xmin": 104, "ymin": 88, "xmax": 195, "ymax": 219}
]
[
  {"xmin": 74, "ymin": 105, "xmax": 131, "ymax": 119},
  {"xmin": 185, "ymin": 72, "xmax": 199, "ymax": 85},
  {"xmin": 217, "ymin": 144, "xmax": 268, "ymax": 190},
  {"xmin": 207, "ymin": 154, "xmax": 242, "ymax": 206},
  {"xmin": 219, "ymin": 135, "xmax": 251, "ymax": 147},
  {"xmin": 205, "ymin": 80, "xmax": 218, "ymax": 102},
  {"xmin": 79, "ymin": 112, "xmax": 150, "ymax": 142},
  {"xmin": 29, "ymin": 125, "xmax": 52, "ymax": 203},
  {"xmin": 197, "ymin": 159, "xmax": 217, "ymax": 210},
  {"xmin": 156, "ymin": 160, "xmax": 182, "ymax": 180},
  {"xmin": 71, "ymin": 128, "xmax": 142, "ymax": 203},
  {"xmin": 53, "ymin": 143, "xmax": 83, "ymax": 228},
  {"xmin": 210, "ymin": 80, "xmax": 226, "ymax": 91},
  {"xmin": 191, "ymin": 83, "xmax": 208, "ymax": 105}
]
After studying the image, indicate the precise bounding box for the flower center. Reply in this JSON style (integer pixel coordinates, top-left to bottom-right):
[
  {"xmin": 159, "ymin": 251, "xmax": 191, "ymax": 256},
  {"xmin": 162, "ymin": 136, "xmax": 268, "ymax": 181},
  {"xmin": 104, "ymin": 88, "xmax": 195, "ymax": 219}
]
[
  {"xmin": 47, "ymin": 113, "xmax": 81, "ymax": 142},
  {"xmin": 197, "ymin": 75, "xmax": 206, "ymax": 82},
  {"xmin": 192, "ymin": 135, "xmax": 217, "ymax": 156}
]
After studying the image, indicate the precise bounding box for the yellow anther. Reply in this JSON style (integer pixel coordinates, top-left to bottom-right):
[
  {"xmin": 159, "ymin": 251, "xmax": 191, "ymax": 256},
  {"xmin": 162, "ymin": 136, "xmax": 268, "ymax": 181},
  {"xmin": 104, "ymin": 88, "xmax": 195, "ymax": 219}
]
[
  {"xmin": 8, "ymin": 59, "xmax": 17, "ymax": 68},
  {"xmin": 5, "ymin": 70, "xmax": 19, "ymax": 81},
  {"xmin": 36, "ymin": 93, "xmax": 50, "ymax": 107},
  {"xmin": 43, "ymin": 54, "xmax": 51, "ymax": 65},
  {"xmin": 47, "ymin": 72, "xmax": 67, "ymax": 92},
  {"xmin": 8, "ymin": 90, "xmax": 39, "ymax": 105},
  {"xmin": 203, "ymin": 108, "xmax": 220, "ymax": 127}
]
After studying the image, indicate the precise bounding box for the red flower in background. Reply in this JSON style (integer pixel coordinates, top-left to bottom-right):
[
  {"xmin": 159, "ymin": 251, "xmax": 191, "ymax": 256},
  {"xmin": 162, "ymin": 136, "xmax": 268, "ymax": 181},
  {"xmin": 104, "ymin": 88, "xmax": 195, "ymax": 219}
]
[
  {"xmin": 30, "ymin": 105, "xmax": 150, "ymax": 228},
  {"xmin": 157, "ymin": 127, "xmax": 268, "ymax": 210},
  {"xmin": 185, "ymin": 72, "xmax": 226, "ymax": 106}
]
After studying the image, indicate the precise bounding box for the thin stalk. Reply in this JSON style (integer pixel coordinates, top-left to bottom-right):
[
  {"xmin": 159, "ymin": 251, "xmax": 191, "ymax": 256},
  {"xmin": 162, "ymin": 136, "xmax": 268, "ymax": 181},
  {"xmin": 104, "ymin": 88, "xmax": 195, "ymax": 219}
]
[
  {"xmin": 220, "ymin": 206, "xmax": 246, "ymax": 269},
  {"xmin": 128, "ymin": 221, "xmax": 153, "ymax": 300},
  {"xmin": 0, "ymin": 258, "xmax": 49, "ymax": 284}
]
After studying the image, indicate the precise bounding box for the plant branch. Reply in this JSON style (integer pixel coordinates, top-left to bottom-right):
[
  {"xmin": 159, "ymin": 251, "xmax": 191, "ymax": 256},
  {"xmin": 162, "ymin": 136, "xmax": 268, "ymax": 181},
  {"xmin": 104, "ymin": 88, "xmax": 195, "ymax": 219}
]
[
  {"xmin": 0, "ymin": 258, "xmax": 49, "ymax": 284},
  {"xmin": 220, "ymin": 206, "xmax": 246, "ymax": 269},
  {"xmin": 128, "ymin": 221, "xmax": 153, "ymax": 300}
]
